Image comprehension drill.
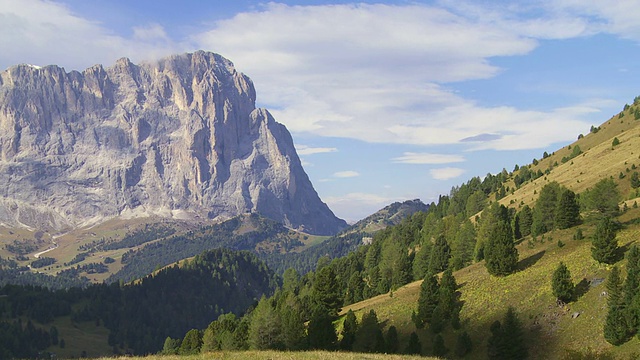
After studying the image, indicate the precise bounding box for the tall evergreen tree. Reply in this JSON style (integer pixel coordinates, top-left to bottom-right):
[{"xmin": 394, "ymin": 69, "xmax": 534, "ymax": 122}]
[
  {"xmin": 248, "ymin": 296, "xmax": 282, "ymax": 350},
  {"xmin": 454, "ymin": 331, "xmax": 473, "ymax": 357},
  {"xmin": 585, "ymin": 178, "xmax": 621, "ymax": 217},
  {"xmin": 552, "ymin": 262, "xmax": 575, "ymax": 303},
  {"xmin": 517, "ymin": 205, "xmax": 533, "ymax": 238},
  {"xmin": 451, "ymin": 218, "xmax": 476, "ymax": 270},
  {"xmin": 487, "ymin": 307, "xmax": 528, "ymax": 360},
  {"xmin": 307, "ymin": 311, "xmax": 336, "ymax": 350},
  {"xmin": 412, "ymin": 240, "xmax": 433, "ymax": 280},
  {"xmin": 353, "ymin": 310, "xmax": 385, "ymax": 353},
  {"xmin": 339, "ymin": 310, "xmax": 358, "ymax": 351},
  {"xmin": 312, "ymin": 266, "xmax": 342, "ymax": 318},
  {"xmin": 591, "ymin": 217, "xmax": 619, "ymax": 264},
  {"xmin": 432, "ymin": 334, "xmax": 448, "ymax": 357},
  {"xmin": 279, "ymin": 293, "xmax": 306, "ymax": 350},
  {"xmin": 404, "ymin": 332, "xmax": 422, "ymax": 355},
  {"xmin": 604, "ymin": 266, "xmax": 629, "ymax": 345},
  {"xmin": 624, "ymin": 245, "xmax": 640, "ymax": 333},
  {"xmin": 532, "ymin": 182, "xmax": 561, "ymax": 235},
  {"xmin": 428, "ymin": 234, "xmax": 451, "ymax": 274},
  {"xmin": 485, "ymin": 220, "xmax": 519, "ymax": 276},
  {"xmin": 385, "ymin": 325, "xmax": 399, "ymax": 354},
  {"xmin": 413, "ymin": 272, "xmax": 440, "ymax": 329},
  {"xmin": 554, "ymin": 188, "xmax": 580, "ymax": 229},
  {"xmin": 179, "ymin": 329, "xmax": 202, "ymax": 355}
]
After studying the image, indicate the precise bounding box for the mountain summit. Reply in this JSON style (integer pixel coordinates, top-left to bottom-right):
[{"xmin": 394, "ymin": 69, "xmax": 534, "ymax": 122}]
[{"xmin": 0, "ymin": 51, "xmax": 346, "ymax": 235}]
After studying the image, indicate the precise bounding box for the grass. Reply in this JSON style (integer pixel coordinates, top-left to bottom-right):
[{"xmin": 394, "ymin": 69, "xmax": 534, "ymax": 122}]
[
  {"xmin": 342, "ymin": 217, "xmax": 640, "ymax": 358},
  {"xmin": 93, "ymin": 351, "xmax": 437, "ymax": 360}
]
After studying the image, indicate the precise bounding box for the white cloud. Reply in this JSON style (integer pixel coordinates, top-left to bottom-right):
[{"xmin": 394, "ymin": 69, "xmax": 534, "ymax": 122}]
[
  {"xmin": 295, "ymin": 145, "xmax": 338, "ymax": 155},
  {"xmin": 190, "ymin": 3, "xmax": 606, "ymax": 151},
  {"xmin": 324, "ymin": 192, "xmax": 404, "ymax": 222},
  {"xmin": 392, "ymin": 152, "xmax": 465, "ymax": 164},
  {"xmin": 333, "ymin": 171, "xmax": 360, "ymax": 178},
  {"xmin": 430, "ymin": 167, "xmax": 466, "ymax": 180},
  {"xmin": 0, "ymin": 0, "xmax": 180, "ymax": 71}
]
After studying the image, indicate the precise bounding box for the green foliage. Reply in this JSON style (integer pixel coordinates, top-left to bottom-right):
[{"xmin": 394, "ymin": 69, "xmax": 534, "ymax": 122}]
[
  {"xmin": 404, "ymin": 332, "xmax": 421, "ymax": 355},
  {"xmin": 591, "ymin": 217, "xmax": 619, "ymax": 264},
  {"xmin": 352, "ymin": 309, "xmax": 385, "ymax": 353},
  {"xmin": 532, "ymin": 182, "xmax": 561, "ymax": 235},
  {"xmin": 516, "ymin": 205, "xmax": 533, "ymax": 238},
  {"xmin": 485, "ymin": 220, "xmax": 519, "ymax": 277},
  {"xmin": 583, "ymin": 178, "xmax": 621, "ymax": 218},
  {"xmin": 604, "ymin": 267, "xmax": 629, "ymax": 345},
  {"xmin": 554, "ymin": 189, "xmax": 580, "ymax": 230},
  {"xmin": 339, "ymin": 310, "xmax": 358, "ymax": 351},
  {"xmin": 248, "ymin": 296, "xmax": 282, "ymax": 350},
  {"xmin": 612, "ymin": 137, "xmax": 621, "ymax": 146},
  {"xmin": 432, "ymin": 333, "xmax": 448, "ymax": 357},
  {"xmin": 307, "ymin": 312, "xmax": 337, "ymax": 350},
  {"xmin": 552, "ymin": 262, "xmax": 574, "ymax": 303},
  {"xmin": 631, "ymin": 172, "xmax": 640, "ymax": 189},
  {"xmin": 451, "ymin": 219, "xmax": 476, "ymax": 270},
  {"xmin": 312, "ymin": 266, "xmax": 342, "ymax": 318},
  {"xmin": 573, "ymin": 228, "xmax": 584, "ymax": 240},
  {"xmin": 179, "ymin": 329, "xmax": 202, "ymax": 355},
  {"xmin": 384, "ymin": 325, "xmax": 399, "ymax": 354},
  {"xmin": 455, "ymin": 331, "xmax": 473, "ymax": 357},
  {"xmin": 561, "ymin": 348, "xmax": 616, "ymax": 360},
  {"xmin": 413, "ymin": 272, "xmax": 440, "ymax": 329},
  {"xmin": 487, "ymin": 307, "xmax": 528, "ymax": 360},
  {"xmin": 161, "ymin": 337, "xmax": 180, "ymax": 355},
  {"xmin": 428, "ymin": 235, "xmax": 451, "ymax": 274},
  {"xmin": 624, "ymin": 245, "xmax": 640, "ymax": 333}
]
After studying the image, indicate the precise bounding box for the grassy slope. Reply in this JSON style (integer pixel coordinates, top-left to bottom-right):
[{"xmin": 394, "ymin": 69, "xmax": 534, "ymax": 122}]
[
  {"xmin": 342, "ymin": 108, "xmax": 640, "ymax": 358},
  {"xmin": 94, "ymin": 352, "xmax": 436, "ymax": 360}
]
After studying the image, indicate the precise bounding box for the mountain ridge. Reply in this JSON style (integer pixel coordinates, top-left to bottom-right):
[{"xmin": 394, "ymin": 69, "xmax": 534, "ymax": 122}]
[{"xmin": 0, "ymin": 51, "xmax": 346, "ymax": 235}]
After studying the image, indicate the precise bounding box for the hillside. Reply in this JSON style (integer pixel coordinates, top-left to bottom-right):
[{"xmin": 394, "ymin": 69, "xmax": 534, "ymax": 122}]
[
  {"xmin": 343, "ymin": 199, "xmax": 429, "ymax": 234},
  {"xmin": 338, "ymin": 99, "xmax": 640, "ymax": 358}
]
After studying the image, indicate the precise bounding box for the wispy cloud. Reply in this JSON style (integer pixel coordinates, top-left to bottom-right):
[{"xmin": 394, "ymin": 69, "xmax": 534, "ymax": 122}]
[
  {"xmin": 333, "ymin": 171, "xmax": 360, "ymax": 178},
  {"xmin": 430, "ymin": 167, "xmax": 465, "ymax": 180},
  {"xmin": 392, "ymin": 152, "xmax": 465, "ymax": 164},
  {"xmin": 295, "ymin": 145, "xmax": 338, "ymax": 155}
]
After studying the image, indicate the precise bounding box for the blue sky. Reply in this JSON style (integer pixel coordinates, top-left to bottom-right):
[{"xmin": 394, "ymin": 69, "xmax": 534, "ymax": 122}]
[{"xmin": 1, "ymin": 1, "xmax": 640, "ymax": 222}]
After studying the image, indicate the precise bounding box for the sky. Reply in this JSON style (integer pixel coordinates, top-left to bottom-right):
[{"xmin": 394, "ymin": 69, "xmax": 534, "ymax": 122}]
[{"xmin": 1, "ymin": 0, "xmax": 640, "ymax": 222}]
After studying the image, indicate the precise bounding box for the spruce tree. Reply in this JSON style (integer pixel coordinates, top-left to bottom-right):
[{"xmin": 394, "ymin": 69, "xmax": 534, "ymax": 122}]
[
  {"xmin": 307, "ymin": 311, "xmax": 336, "ymax": 350},
  {"xmin": 353, "ymin": 310, "xmax": 385, "ymax": 353},
  {"xmin": 517, "ymin": 205, "xmax": 533, "ymax": 238},
  {"xmin": 554, "ymin": 189, "xmax": 580, "ymax": 229},
  {"xmin": 179, "ymin": 329, "xmax": 202, "ymax": 355},
  {"xmin": 532, "ymin": 182, "xmax": 561, "ymax": 235},
  {"xmin": 487, "ymin": 307, "xmax": 528, "ymax": 360},
  {"xmin": 428, "ymin": 234, "xmax": 451, "ymax": 274},
  {"xmin": 385, "ymin": 325, "xmax": 399, "ymax": 354},
  {"xmin": 413, "ymin": 272, "xmax": 440, "ymax": 329},
  {"xmin": 485, "ymin": 220, "xmax": 519, "ymax": 276},
  {"xmin": 312, "ymin": 266, "xmax": 342, "ymax": 318},
  {"xmin": 591, "ymin": 217, "xmax": 619, "ymax": 264},
  {"xmin": 551, "ymin": 262, "xmax": 574, "ymax": 303},
  {"xmin": 339, "ymin": 310, "xmax": 358, "ymax": 351},
  {"xmin": 454, "ymin": 331, "xmax": 472, "ymax": 357},
  {"xmin": 432, "ymin": 333, "xmax": 448, "ymax": 357},
  {"xmin": 624, "ymin": 245, "xmax": 640, "ymax": 333},
  {"xmin": 404, "ymin": 332, "xmax": 421, "ymax": 355},
  {"xmin": 604, "ymin": 266, "xmax": 629, "ymax": 345}
]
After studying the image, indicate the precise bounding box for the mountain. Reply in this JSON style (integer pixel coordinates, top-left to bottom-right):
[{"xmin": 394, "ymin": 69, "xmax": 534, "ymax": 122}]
[
  {"xmin": 342, "ymin": 199, "xmax": 429, "ymax": 234},
  {"xmin": 0, "ymin": 51, "xmax": 346, "ymax": 235}
]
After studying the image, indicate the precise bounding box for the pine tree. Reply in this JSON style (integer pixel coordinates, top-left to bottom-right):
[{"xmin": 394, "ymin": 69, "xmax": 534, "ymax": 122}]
[
  {"xmin": 413, "ymin": 272, "xmax": 440, "ymax": 329},
  {"xmin": 532, "ymin": 182, "xmax": 561, "ymax": 235},
  {"xmin": 591, "ymin": 217, "xmax": 619, "ymax": 264},
  {"xmin": 432, "ymin": 334, "xmax": 448, "ymax": 357},
  {"xmin": 404, "ymin": 332, "xmax": 421, "ymax": 355},
  {"xmin": 487, "ymin": 307, "xmax": 528, "ymax": 359},
  {"xmin": 307, "ymin": 311, "xmax": 336, "ymax": 350},
  {"xmin": 485, "ymin": 220, "xmax": 519, "ymax": 276},
  {"xmin": 625, "ymin": 245, "xmax": 640, "ymax": 333},
  {"xmin": 454, "ymin": 331, "xmax": 473, "ymax": 357},
  {"xmin": 385, "ymin": 325, "xmax": 399, "ymax": 353},
  {"xmin": 428, "ymin": 234, "xmax": 451, "ymax": 274},
  {"xmin": 554, "ymin": 189, "xmax": 580, "ymax": 229},
  {"xmin": 279, "ymin": 293, "xmax": 305, "ymax": 350},
  {"xmin": 585, "ymin": 178, "xmax": 621, "ymax": 218},
  {"xmin": 552, "ymin": 262, "xmax": 574, "ymax": 303},
  {"xmin": 604, "ymin": 266, "xmax": 629, "ymax": 345},
  {"xmin": 517, "ymin": 205, "xmax": 533, "ymax": 238},
  {"xmin": 248, "ymin": 296, "xmax": 282, "ymax": 350},
  {"xmin": 353, "ymin": 310, "xmax": 385, "ymax": 353},
  {"xmin": 339, "ymin": 310, "xmax": 358, "ymax": 351},
  {"xmin": 312, "ymin": 266, "xmax": 342, "ymax": 318},
  {"xmin": 179, "ymin": 329, "xmax": 202, "ymax": 355}
]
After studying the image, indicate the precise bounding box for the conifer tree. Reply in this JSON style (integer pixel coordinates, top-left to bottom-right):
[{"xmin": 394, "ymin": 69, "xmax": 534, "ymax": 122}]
[
  {"xmin": 517, "ymin": 205, "xmax": 533, "ymax": 238},
  {"xmin": 385, "ymin": 326, "xmax": 399, "ymax": 354},
  {"xmin": 454, "ymin": 331, "xmax": 473, "ymax": 357},
  {"xmin": 604, "ymin": 266, "xmax": 629, "ymax": 345},
  {"xmin": 532, "ymin": 182, "xmax": 561, "ymax": 235},
  {"xmin": 554, "ymin": 189, "xmax": 580, "ymax": 229},
  {"xmin": 248, "ymin": 296, "xmax": 282, "ymax": 350},
  {"xmin": 487, "ymin": 307, "xmax": 528, "ymax": 360},
  {"xmin": 179, "ymin": 329, "xmax": 202, "ymax": 355},
  {"xmin": 312, "ymin": 266, "xmax": 342, "ymax": 318},
  {"xmin": 353, "ymin": 310, "xmax": 385, "ymax": 353},
  {"xmin": 413, "ymin": 272, "xmax": 440, "ymax": 329},
  {"xmin": 485, "ymin": 220, "xmax": 519, "ymax": 276},
  {"xmin": 339, "ymin": 310, "xmax": 358, "ymax": 351},
  {"xmin": 624, "ymin": 245, "xmax": 640, "ymax": 333},
  {"xmin": 428, "ymin": 234, "xmax": 451, "ymax": 274},
  {"xmin": 591, "ymin": 217, "xmax": 619, "ymax": 264},
  {"xmin": 404, "ymin": 332, "xmax": 422, "ymax": 355},
  {"xmin": 307, "ymin": 311, "xmax": 336, "ymax": 350},
  {"xmin": 552, "ymin": 262, "xmax": 574, "ymax": 303},
  {"xmin": 432, "ymin": 334, "xmax": 448, "ymax": 357}
]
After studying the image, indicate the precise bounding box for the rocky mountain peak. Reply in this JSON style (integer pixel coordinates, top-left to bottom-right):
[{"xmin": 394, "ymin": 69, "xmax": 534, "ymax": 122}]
[{"xmin": 0, "ymin": 51, "xmax": 346, "ymax": 235}]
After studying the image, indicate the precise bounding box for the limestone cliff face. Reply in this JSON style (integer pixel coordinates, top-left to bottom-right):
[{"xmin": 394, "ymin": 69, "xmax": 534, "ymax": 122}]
[{"xmin": 0, "ymin": 51, "xmax": 346, "ymax": 235}]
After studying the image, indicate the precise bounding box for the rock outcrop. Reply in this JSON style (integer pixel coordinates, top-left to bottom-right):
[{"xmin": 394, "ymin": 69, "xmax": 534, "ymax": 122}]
[{"xmin": 0, "ymin": 51, "xmax": 346, "ymax": 235}]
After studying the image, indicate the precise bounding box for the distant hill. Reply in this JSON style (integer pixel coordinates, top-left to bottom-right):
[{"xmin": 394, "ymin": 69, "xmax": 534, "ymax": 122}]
[{"xmin": 343, "ymin": 199, "xmax": 429, "ymax": 234}]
